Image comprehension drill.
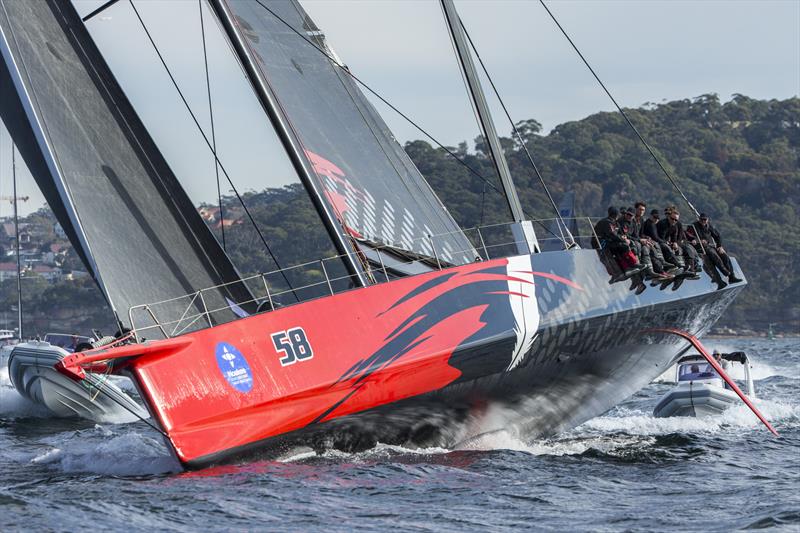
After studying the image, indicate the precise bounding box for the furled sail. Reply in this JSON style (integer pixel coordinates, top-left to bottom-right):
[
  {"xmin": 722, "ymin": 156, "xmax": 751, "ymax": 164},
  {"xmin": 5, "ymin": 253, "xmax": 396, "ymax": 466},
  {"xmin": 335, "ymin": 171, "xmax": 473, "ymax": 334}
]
[
  {"xmin": 0, "ymin": 0, "xmax": 252, "ymax": 334},
  {"xmin": 216, "ymin": 0, "xmax": 476, "ymax": 267}
]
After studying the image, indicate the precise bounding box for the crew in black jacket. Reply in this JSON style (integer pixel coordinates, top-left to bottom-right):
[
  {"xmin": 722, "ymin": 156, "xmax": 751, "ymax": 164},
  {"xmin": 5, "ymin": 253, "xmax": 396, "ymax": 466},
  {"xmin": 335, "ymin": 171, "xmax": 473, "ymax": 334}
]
[
  {"xmin": 656, "ymin": 206, "xmax": 674, "ymax": 240},
  {"xmin": 631, "ymin": 201, "xmax": 671, "ymax": 275},
  {"xmin": 643, "ymin": 208, "xmax": 680, "ymax": 268},
  {"xmin": 593, "ymin": 206, "xmax": 643, "ymax": 281},
  {"xmin": 665, "ymin": 209, "xmax": 702, "ymax": 278},
  {"xmin": 620, "ymin": 205, "xmax": 656, "ymax": 277},
  {"xmin": 686, "ymin": 214, "xmax": 742, "ymax": 285}
]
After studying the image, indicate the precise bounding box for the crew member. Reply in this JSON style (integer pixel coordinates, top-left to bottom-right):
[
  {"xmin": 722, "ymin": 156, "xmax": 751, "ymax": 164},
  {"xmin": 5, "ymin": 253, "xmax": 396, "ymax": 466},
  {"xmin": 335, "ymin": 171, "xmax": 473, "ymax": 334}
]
[
  {"xmin": 643, "ymin": 208, "xmax": 680, "ymax": 269},
  {"xmin": 687, "ymin": 214, "xmax": 742, "ymax": 284},
  {"xmin": 656, "ymin": 206, "xmax": 674, "ymax": 240},
  {"xmin": 665, "ymin": 209, "xmax": 702, "ymax": 278},
  {"xmin": 593, "ymin": 206, "xmax": 643, "ymax": 280},
  {"xmin": 620, "ymin": 206, "xmax": 656, "ymax": 277},
  {"xmin": 632, "ymin": 201, "xmax": 669, "ymax": 275},
  {"xmin": 713, "ymin": 350, "xmax": 732, "ymax": 372}
]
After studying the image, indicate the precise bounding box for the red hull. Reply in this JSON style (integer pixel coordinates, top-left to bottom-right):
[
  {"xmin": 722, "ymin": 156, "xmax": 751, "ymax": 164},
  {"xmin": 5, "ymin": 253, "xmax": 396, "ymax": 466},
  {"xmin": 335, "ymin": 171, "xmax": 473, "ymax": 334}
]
[
  {"xmin": 129, "ymin": 257, "xmax": 539, "ymax": 463},
  {"xmin": 64, "ymin": 250, "xmax": 743, "ymax": 466}
]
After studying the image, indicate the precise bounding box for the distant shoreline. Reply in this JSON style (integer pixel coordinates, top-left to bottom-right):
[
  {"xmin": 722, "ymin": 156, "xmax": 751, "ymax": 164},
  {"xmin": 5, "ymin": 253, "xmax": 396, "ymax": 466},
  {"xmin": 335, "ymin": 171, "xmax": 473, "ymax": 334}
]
[{"xmin": 706, "ymin": 334, "xmax": 799, "ymax": 339}]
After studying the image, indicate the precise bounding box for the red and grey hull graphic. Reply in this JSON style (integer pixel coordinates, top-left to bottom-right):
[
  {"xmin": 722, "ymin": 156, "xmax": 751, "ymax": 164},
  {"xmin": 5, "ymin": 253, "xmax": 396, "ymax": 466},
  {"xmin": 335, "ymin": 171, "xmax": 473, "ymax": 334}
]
[{"xmin": 110, "ymin": 250, "xmax": 741, "ymax": 466}]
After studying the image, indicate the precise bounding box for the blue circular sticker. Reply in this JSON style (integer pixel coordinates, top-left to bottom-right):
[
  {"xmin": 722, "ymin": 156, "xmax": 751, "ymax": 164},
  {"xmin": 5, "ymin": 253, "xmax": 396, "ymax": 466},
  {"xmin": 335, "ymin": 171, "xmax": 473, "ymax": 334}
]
[{"xmin": 215, "ymin": 342, "xmax": 253, "ymax": 393}]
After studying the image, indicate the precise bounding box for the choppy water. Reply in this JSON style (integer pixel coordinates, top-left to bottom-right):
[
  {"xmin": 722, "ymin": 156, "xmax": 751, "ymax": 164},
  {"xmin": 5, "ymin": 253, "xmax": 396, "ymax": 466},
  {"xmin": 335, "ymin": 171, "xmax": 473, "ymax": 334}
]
[{"xmin": 1, "ymin": 338, "xmax": 798, "ymax": 531}]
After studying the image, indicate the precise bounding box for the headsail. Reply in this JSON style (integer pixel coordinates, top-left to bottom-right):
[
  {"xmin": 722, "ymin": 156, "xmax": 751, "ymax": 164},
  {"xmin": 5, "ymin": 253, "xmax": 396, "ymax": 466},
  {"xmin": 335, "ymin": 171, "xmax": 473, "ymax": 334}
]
[
  {"xmin": 0, "ymin": 0, "xmax": 252, "ymax": 333},
  {"xmin": 214, "ymin": 0, "xmax": 476, "ymax": 267}
]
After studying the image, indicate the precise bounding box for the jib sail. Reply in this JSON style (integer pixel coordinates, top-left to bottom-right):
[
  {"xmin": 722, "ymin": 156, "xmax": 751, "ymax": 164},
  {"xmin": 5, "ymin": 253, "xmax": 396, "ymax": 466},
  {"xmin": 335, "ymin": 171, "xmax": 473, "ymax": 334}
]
[
  {"xmin": 0, "ymin": 0, "xmax": 252, "ymax": 334},
  {"xmin": 213, "ymin": 0, "xmax": 476, "ymax": 268}
]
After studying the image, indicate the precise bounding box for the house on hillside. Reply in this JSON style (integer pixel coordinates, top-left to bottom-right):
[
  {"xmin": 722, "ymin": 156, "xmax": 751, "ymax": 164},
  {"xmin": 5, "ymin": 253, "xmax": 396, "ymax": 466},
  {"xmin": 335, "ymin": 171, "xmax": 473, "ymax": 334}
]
[
  {"xmin": 42, "ymin": 243, "xmax": 70, "ymax": 265},
  {"xmin": 32, "ymin": 265, "xmax": 62, "ymax": 282},
  {"xmin": 198, "ymin": 205, "xmax": 221, "ymax": 222},
  {"xmin": 5, "ymin": 249, "xmax": 42, "ymax": 269},
  {"xmin": 64, "ymin": 270, "xmax": 89, "ymax": 281},
  {"xmin": 197, "ymin": 205, "xmax": 243, "ymax": 230},
  {"xmin": 1, "ymin": 222, "xmax": 31, "ymax": 245},
  {"xmin": 0, "ymin": 262, "xmax": 19, "ymax": 282}
]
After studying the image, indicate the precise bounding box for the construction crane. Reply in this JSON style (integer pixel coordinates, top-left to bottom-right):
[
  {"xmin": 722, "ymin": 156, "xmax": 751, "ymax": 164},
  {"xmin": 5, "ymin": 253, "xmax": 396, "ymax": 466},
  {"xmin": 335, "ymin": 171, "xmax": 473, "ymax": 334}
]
[{"xmin": 0, "ymin": 195, "xmax": 29, "ymax": 204}]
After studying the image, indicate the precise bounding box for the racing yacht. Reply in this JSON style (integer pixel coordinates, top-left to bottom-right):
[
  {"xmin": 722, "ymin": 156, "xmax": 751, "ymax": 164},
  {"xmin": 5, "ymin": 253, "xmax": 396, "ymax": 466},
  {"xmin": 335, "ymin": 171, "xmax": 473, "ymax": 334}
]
[{"xmin": 1, "ymin": 0, "xmax": 748, "ymax": 467}]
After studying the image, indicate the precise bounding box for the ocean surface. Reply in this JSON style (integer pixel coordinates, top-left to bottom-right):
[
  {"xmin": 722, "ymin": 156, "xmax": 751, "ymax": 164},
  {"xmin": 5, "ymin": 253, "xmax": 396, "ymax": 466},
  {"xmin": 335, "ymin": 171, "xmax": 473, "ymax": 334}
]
[{"xmin": 1, "ymin": 337, "xmax": 798, "ymax": 531}]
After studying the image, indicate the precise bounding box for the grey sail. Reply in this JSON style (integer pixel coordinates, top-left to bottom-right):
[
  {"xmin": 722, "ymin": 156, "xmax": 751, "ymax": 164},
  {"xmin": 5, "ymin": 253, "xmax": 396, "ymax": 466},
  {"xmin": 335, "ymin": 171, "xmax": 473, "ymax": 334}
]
[
  {"xmin": 0, "ymin": 0, "xmax": 252, "ymax": 334},
  {"xmin": 216, "ymin": 0, "xmax": 476, "ymax": 267}
]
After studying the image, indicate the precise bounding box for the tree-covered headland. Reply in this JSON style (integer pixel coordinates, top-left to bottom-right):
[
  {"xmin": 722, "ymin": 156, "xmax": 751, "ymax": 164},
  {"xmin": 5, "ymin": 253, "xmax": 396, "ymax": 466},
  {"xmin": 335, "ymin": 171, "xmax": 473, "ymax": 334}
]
[{"xmin": 1, "ymin": 95, "xmax": 797, "ymax": 336}]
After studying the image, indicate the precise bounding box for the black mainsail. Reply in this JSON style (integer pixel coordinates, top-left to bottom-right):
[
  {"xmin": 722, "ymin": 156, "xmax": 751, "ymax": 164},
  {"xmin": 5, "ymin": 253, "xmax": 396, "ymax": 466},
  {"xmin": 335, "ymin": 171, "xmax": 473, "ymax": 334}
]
[
  {"xmin": 0, "ymin": 0, "xmax": 252, "ymax": 333},
  {"xmin": 211, "ymin": 0, "xmax": 476, "ymax": 267}
]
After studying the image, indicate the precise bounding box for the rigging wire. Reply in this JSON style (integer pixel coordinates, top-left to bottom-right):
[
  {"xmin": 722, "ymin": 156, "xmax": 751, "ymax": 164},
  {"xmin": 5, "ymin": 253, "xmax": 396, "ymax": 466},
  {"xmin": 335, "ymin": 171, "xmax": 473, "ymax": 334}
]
[
  {"xmin": 81, "ymin": 0, "xmax": 122, "ymax": 22},
  {"xmin": 126, "ymin": 0, "xmax": 299, "ymax": 301},
  {"xmin": 80, "ymin": 369, "xmax": 169, "ymax": 437},
  {"xmin": 250, "ymin": 0, "xmax": 566, "ymax": 244},
  {"xmin": 539, "ymin": 0, "xmax": 700, "ymax": 218},
  {"xmin": 459, "ymin": 20, "xmax": 573, "ymax": 247},
  {"xmin": 198, "ymin": 0, "xmax": 226, "ymax": 251},
  {"xmin": 1, "ymin": 118, "xmax": 23, "ymax": 338},
  {"xmin": 479, "ymin": 181, "xmax": 487, "ymax": 227},
  {"xmin": 12, "ymin": 144, "xmax": 23, "ymax": 339},
  {"xmin": 0, "ymin": 127, "xmax": 24, "ymax": 337}
]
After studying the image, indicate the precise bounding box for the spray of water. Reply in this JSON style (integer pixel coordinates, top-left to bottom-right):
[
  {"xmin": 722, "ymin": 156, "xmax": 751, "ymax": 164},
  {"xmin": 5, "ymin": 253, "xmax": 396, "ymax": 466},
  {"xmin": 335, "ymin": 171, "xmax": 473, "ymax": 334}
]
[
  {"xmin": 30, "ymin": 425, "xmax": 179, "ymax": 475},
  {"xmin": 0, "ymin": 360, "xmax": 53, "ymax": 418}
]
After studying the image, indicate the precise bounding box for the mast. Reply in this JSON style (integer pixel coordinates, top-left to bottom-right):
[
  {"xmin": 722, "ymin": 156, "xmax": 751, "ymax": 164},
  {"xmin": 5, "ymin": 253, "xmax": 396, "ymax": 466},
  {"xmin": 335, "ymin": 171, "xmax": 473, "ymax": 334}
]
[
  {"xmin": 207, "ymin": 0, "xmax": 367, "ymax": 288},
  {"xmin": 11, "ymin": 143, "xmax": 21, "ymax": 339},
  {"xmin": 439, "ymin": 0, "xmax": 538, "ymax": 254}
]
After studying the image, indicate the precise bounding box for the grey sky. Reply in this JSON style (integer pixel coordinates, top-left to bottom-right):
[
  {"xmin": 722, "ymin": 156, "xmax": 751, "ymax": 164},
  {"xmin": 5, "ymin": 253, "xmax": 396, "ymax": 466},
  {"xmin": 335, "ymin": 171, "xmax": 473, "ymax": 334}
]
[{"xmin": 1, "ymin": 0, "xmax": 798, "ymax": 216}]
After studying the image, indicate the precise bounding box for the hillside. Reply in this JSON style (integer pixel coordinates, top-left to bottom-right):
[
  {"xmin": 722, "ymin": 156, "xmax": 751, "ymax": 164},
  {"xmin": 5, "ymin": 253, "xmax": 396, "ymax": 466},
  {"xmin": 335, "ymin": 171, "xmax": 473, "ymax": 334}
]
[
  {"xmin": 409, "ymin": 94, "xmax": 799, "ymax": 333},
  {"xmin": 1, "ymin": 95, "xmax": 797, "ymax": 336}
]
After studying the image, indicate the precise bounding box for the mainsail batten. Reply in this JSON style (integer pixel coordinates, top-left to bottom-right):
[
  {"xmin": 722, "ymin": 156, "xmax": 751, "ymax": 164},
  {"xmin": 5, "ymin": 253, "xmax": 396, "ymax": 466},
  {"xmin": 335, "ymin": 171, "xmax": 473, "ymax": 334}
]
[
  {"xmin": 0, "ymin": 0, "xmax": 251, "ymax": 333},
  {"xmin": 214, "ymin": 0, "xmax": 476, "ymax": 267}
]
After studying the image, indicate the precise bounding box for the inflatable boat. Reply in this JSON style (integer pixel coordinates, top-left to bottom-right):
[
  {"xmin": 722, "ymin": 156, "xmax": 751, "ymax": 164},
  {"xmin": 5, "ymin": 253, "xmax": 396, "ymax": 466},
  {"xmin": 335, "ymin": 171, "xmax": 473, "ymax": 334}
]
[
  {"xmin": 653, "ymin": 352, "xmax": 754, "ymax": 418},
  {"xmin": 7, "ymin": 338, "xmax": 148, "ymax": 423}
]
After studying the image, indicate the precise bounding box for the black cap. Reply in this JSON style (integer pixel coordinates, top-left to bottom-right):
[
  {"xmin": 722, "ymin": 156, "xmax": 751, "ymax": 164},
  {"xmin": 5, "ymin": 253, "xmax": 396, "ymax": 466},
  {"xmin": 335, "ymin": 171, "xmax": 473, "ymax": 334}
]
[
  {"xmin": 650, "ymin": 209, "xmax": 660, "ymax": 216},
  {"xmin": 699, "ymin": 213, "xmax": 709, "ymax": 219},
  {"xmin": 626, "ymin": 207, "xmax": 635, "ymax": 215}
]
